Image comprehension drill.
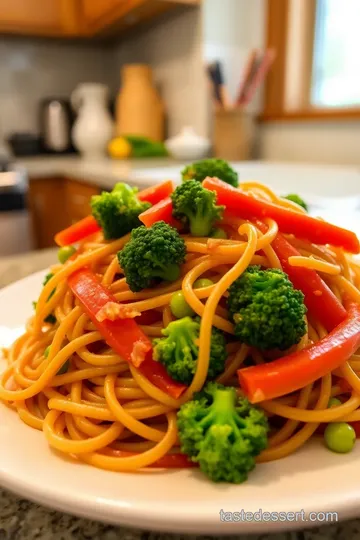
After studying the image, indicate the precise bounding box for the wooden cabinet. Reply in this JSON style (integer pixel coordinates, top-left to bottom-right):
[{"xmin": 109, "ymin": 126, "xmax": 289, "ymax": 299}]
[
  {"xmin": 28, "ymin": 178, "xmax": 68, "ymax": 250},
  {"xmin": 81, "ymin": 0, "xmax": 200, "ymax": 35},
  {"xmin": 0, "ymin": 0, "xmax": 81, "ymax": 36},
  {"xmin": 81, "ymin": 0, "xmax": 119, "ymax": 26},
  {"xmin": 66, "ymin": 178, "xmax": 100, "ymax": 222},
  {"xmin": 28, "ymin": 177, "xmax": 100, "ymax": 249},
  {"xmin": 0, "ymin": 0, "xmax": 199, "ymax": 37}
]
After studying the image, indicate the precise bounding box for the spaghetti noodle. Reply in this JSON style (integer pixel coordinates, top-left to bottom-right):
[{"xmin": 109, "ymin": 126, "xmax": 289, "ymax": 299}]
[{"xmin": 1, "ymin": 179, "xmax": 360, "ymax": 477}]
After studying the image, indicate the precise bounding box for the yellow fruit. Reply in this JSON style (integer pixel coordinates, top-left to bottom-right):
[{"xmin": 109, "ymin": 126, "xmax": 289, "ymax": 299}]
[{"xmin": 108, "ymin": 137, "xmax": 132, "ymax": 159}]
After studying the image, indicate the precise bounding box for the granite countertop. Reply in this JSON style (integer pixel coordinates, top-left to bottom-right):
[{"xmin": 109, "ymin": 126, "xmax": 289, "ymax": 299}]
[
  {"xmin": 15, "ymin": 156, "xmax": 185, "ymax": 190},
  {"xmin": 0, "ymin": 249, "xmax": 359, "ymax": 540}
]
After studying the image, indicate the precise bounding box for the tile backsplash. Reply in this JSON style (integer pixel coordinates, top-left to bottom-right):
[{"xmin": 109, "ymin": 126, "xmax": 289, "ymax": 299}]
[
  {"xmin": 0, "ymin": 36, "xmax": 112, "ymax": 139},
  {"xmin": 0, "ymin": 7, "xmax": 206, "ymax": 145}
]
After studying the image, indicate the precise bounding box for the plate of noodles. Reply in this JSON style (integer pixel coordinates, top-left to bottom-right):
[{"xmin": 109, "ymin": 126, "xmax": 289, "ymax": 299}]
[{"xmin": 2, "ymin": 159, "xmax": 360, "ymax": 534}]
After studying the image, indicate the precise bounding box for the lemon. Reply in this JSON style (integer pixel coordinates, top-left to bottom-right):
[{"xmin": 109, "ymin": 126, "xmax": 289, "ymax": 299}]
[{"xmin": 108, "ymin": 137, "xmax": 132, "ymax": 159}]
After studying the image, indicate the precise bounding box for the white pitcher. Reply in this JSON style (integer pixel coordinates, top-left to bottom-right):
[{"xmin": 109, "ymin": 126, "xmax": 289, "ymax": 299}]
[{"xmin": 71, "ymin": 83, "xmax": 114, "ymax": 159}]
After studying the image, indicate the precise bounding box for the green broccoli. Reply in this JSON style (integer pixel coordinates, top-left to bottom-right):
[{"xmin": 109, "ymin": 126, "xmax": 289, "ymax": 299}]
[
  {"xmin": 177, "ymin": 382, "xmax": 268, "ymax": 483},
  {"xmin": 283, "ymin": 193, "xmax": 308, "ymax": 211},
  {"xmin": 118, "ymin": 221, "xmax": 186, "ymax": 292},
  {"xmin": 153, "ymin": 316, "xmax": 227, "ymax": 384},
  {"xmin": 171, "ymin": 180, "xmax": 224, "ymax": 237},
  {"xmin": 181, "ymin": 158, "xmax": 238, "ymax": 187},
  {"xmin": 91, "ymin": 182, "xmax": 151, "ymax": 240},
  {"xmin": 33, "ymin": 273, "xmax": 56, "ymax": 324},
  {"xmin": 227, "ymin": 266, "xmax": 307, "ymax": 351}
]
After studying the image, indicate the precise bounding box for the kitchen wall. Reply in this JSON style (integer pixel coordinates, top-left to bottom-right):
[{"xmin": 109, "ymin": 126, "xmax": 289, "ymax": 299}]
[
  {"xmin": 0, "ymin": 37, "xmax": 112, "ymax": 139},
  {"xmin": 259, "ymin": 122, "xmax": 360, "ymax": 165},
  {"xmin": 110, "ymin": 7, "xmax": 208, "ymax": 138}
]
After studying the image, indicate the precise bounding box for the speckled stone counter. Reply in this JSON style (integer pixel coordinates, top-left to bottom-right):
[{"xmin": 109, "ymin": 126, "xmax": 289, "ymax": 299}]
[{"xmin": 1, "ymin": 249, "xmax": 360, "ymax": 540}]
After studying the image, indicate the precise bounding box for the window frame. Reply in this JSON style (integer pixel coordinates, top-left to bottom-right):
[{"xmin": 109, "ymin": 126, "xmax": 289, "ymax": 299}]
[{"xmin": 261, "ymin": 0, "xmax": 360, "ymax": 122}]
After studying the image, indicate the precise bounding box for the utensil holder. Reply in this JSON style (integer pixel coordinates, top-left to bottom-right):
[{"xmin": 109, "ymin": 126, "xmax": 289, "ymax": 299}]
[{"xmin": 214, "ymin": 109, "xmax": 254, "ymax": 161}]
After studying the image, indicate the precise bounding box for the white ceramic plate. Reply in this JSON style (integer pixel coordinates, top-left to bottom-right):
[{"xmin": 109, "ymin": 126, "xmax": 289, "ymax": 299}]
[{"xmin": 1, "ymin": 270, "xmax": 360, "ymax": 534}]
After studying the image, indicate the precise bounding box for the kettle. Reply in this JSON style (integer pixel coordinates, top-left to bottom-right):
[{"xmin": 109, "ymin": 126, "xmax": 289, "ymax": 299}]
[{"xmin": 40, "ymin": 98, "xmax": 72, "ymax": 153}]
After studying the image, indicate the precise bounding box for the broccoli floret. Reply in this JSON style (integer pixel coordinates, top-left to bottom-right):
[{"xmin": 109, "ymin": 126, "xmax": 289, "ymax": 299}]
[
  {"xmin": 153, "ymin": 316, "xmax": 227, "ymax": 384},
  {"xmin": 171, "ymin": 180, "xmax": 224, "ymax": 237},
  {"xmin": 283, "ymin": 193, "xmax": 308, "ymax": 212},
  {"xmin": 228, "ymin": 266, "xmax": 307, "ymax": 351},
  {"xmin": 181, "ymin": 158, "xmax": 238, "ymax": 187},
  {"xmin": 118, "ymin": 221, "xmax": 186, "ymax": 292},
  {"xmin": 177, "ymin": 382, "xmax": 268, "ymax": 483},
  {"xmin": 91, "ymin": 182, "xmax": 151, "ymax": 240}
]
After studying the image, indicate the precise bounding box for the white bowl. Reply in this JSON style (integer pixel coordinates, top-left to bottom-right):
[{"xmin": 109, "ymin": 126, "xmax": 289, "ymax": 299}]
[{"xmin": 165, "ymin": 126, "xmax": 210, "ymax": 161}]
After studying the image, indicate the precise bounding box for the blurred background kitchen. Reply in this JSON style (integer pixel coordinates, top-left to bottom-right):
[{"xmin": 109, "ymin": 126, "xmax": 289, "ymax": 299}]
[{"xmin": 1, "ymin": 0, "xmax": 360, "ymax": 258}]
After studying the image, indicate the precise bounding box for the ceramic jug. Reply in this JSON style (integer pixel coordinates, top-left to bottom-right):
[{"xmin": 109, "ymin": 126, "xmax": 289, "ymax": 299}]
[{"xmin": 71, "ymin": 83, "xmax": 114, "ymax": 158}]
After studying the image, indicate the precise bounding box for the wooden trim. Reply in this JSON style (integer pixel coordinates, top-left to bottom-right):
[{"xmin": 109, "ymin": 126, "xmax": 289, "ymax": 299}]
[
  {"xmin": 260, "ymin": 107, "xmax": 360, "ymax": 122},
  {"xmin": 282, "ymin": 0, "xmax": 317, "ymax": 110},
  {"xmin": 263, "ymin": 0, "xmax": 290, "ymax": 115},
  {"xmin": 297, "ymin": 0, "xmax": 317, "ymax": 108}
]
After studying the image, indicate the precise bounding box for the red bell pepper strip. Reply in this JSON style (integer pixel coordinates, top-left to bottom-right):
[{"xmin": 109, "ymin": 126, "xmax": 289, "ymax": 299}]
[
  {"xmin": 103, "ymin": 448, "xmax": 197, "ymax": 468},
  {"xmin": 55, "ymin": 215, "xmax": 101, "ymax": 247},
  {"xmin": 349, "ymin": 422, "xmax": 360, "ymax": 438},
  {"xmin": 68, "ymin": 269, "xmax": 186, "ymax": 399},
  {"xmin": 238, "ymin": 302, "xmax": 360, "ymax": 403},
  {"xmin": 139, "ymin": 350, "xmax": 186, "ymax": 399},
  {"xmin": 139, "ymin": 196, "xmax": 177, "ymax": 228},
  {"xmin": 55, "ymin": 181, "xmax": 175, "ymax": 247},
  {"xmin": 137, "ymin": 180, "xmax": 174, "ymax": 205},
  {"xmin": 203, "ymin": 177, "xmax": 360, "ymax": 253},
  {"xmin": 256, "ymin": 220, "xmax": 347, "ymax": 332}
]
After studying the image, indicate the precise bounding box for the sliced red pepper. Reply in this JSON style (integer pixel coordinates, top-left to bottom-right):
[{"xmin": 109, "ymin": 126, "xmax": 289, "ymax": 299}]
[
  {"xmin": 139, "ymin": 196, "xmax": 175, "ymax": 227},
  {"xmin": 55, "ymin": 215, "xmax": 101, "ymax": 247},
  {"xmin": 349, "ymin": 422, "xmax": 360, "ymax": 438},
  {"xmin": 203, "ymin": 177, "xmax": 359, "ymax": 253},
  {"xmin": 103, "ymin": 448, "xmax": 197, "ymax": 468},
  {"xmin": 137, "ymin": 180, "xmax": 174, "ymax": 205},
  {"xmin": 238, "ymin": 302, "xmax": 360, "ymax": 403},
  {"xmin": 68, "ymin": 269, "xmax": 186, "ymax": 399},
  {"xmin": 256, "ymin": 220, "xmax": 347, "ymax": 332},
  {"xmin": 139, "ymin": 350, "xmax": 186, "ymax": 399},
  {"xmin": 68, "ymin": 269, "xmax": 151, "ymax": 365}
]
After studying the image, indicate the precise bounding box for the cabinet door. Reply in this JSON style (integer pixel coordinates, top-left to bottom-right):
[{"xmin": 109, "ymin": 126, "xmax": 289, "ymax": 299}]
[
  {"xmin": 81, "ymin": 0, "xmax": 119, "ymax": 24},
  {"xmin": 66, "ymin": 178, "xmax": 100, "ymax": 223},
  {"xmin": 28, "ymin": 178, "xmax": 68, "ymax": 249},
  {"xmin": 81, "ymin": 0, "xmax": 199, "ymax": 35},
  {"xmin": 0, "ymin": 0, "xmax": 81, "ymax": 36}
]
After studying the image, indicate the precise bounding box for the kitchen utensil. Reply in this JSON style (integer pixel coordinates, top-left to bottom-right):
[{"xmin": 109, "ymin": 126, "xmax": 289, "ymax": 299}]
[
  {"xmin": 71, "ymin": 83, "xmax": 114, "ymax": 159},
  {"xmin": 235, "ymin": 49, "xmax": 259, "ymax": 105},
  {"xmin": 165, "ymin": 126, "xmax": 210, "ymax": 160},
  {"xmin": 40, "ymin": 98, "xmax": 72, "ymax": 153},
  {"xmin": 241, "ymin": 49, "xmax": 276, "ymax": 106},
  {"xmin": 116, "ymin": 64, "xmax": 164, "ymax": 142},
  {"xmin": 207, "ymin": 61, "xmax": 231, "ymax": 109}
]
